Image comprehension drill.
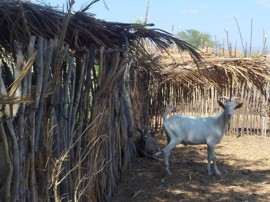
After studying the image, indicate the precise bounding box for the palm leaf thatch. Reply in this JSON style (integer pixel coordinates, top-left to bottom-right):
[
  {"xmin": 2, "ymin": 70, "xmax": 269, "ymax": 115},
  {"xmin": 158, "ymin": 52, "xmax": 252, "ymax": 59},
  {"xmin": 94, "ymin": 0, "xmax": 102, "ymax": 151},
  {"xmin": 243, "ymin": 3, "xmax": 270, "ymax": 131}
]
[
  {"xmin": 0, "ymin": 1, "xmax": 202, "ymax": 60},
  {"xmin": 161, "ymin": 56, "xmax": 270, "ymax": 90}
]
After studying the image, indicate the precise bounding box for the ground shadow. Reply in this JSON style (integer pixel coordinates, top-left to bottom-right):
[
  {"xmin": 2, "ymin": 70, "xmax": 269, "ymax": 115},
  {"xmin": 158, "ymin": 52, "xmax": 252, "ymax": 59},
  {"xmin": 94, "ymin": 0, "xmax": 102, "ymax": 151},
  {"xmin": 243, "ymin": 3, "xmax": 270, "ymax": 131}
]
[{"xmin": 111, "ymin": 135, "xmax": 270, "ymax": 202}]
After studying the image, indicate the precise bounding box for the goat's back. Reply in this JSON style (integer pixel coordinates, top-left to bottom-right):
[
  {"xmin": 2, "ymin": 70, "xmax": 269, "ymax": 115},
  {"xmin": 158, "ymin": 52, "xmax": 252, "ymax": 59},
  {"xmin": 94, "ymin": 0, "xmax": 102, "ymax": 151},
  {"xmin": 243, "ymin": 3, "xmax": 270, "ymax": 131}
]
[{"xmin": 163, "ymin": 114, "xmax": 223, "ymax": 145}]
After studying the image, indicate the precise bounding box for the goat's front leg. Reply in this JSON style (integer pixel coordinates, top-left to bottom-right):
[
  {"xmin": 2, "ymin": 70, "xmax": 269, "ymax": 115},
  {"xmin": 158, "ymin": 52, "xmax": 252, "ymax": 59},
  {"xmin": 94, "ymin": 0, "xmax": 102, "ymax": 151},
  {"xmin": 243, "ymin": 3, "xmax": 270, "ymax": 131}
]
[
  {"xmin": 208, "ymin": 145, "xmax": 221, "ymax": 176},
  {"xmin": 207, "ymin": 146, "xmax": 212, "ymax": 175}
]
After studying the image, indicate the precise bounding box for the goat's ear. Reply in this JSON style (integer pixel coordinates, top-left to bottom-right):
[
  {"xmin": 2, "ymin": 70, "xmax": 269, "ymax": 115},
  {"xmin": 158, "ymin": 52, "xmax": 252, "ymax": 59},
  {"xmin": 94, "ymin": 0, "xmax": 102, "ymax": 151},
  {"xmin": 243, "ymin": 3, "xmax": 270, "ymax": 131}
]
[
  {"xmin": 137, "ymin": 128, "xmax": 143, "ymax": 134},
  {"xmin": 235, "ymin": 102, "xmax": 243, "ymax": 109},
  {"xmin": 149, "ymin": 131, "xmax": 156, "ymax": 138},
  {"xmin": 217, "ymin": 100, "xmax": 225, "ymax": 109}
]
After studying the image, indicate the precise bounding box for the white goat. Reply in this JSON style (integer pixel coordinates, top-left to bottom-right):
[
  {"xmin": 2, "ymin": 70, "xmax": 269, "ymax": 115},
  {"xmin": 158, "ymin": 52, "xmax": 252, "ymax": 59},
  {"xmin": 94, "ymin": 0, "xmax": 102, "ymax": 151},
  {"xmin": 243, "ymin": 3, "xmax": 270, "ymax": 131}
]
[{"xmin": 161, "ymin": 98, "xmax": 243, "ymax": 175}]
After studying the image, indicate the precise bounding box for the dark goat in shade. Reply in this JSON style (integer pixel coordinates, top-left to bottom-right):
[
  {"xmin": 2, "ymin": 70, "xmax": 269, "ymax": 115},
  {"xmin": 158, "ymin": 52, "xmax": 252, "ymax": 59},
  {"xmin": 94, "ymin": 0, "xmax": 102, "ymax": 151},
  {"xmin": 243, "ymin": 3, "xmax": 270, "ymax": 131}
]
[{"xmin": 135, "ymin": 125, "xmax": 161, "ymax": 160}]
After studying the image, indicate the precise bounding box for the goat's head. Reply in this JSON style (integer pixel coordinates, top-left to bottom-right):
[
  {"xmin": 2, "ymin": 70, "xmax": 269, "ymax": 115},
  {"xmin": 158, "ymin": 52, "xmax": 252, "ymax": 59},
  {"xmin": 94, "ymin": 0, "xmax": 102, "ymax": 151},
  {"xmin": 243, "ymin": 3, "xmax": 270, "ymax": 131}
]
[
  {"xmin": 218, "ymin": 98, "xmax": 243, "ymax": 120},
  {"xmin": 137, "ymin": 125, "xmax": 155, "ymax": 142}
]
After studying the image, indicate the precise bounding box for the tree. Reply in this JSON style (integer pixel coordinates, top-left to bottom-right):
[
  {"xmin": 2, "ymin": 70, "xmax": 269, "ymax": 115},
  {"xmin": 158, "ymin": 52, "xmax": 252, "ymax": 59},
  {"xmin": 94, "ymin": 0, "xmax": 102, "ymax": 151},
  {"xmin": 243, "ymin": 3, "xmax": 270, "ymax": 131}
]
[
  {"xmin": 176, "ymin": 29, "xmax": 214, "ymax": 49},
  {"xmin": 134, "ymin": 18, "xmax": 143, "ymax": 24}
]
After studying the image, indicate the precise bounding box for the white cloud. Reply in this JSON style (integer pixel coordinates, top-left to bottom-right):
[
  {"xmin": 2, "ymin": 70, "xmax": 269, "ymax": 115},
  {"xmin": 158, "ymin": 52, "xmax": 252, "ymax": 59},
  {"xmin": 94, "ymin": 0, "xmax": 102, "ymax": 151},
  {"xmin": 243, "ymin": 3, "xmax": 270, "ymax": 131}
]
[
  {"xmin": 190, "ymin": 9, "xmax": 199, "ymax": 14},
  {"xmin": 258, "ymin": 0, "xmax": 270, "ymax": 8},
  {"xmin": 181, "ymin": 4, "xmax": 207, "ymax": 14},
  {"xmin": 181, "ymin": 9, "xmax": 198, "ymax": 14}
]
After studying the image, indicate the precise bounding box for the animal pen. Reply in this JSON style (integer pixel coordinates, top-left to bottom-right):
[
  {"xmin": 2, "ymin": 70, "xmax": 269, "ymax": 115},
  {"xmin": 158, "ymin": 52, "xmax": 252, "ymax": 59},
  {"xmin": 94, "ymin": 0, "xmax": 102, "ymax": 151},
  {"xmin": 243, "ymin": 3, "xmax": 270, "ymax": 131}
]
[{"xmin": 0, "ymin": 1, "xmax": 270, "ymax": 202}]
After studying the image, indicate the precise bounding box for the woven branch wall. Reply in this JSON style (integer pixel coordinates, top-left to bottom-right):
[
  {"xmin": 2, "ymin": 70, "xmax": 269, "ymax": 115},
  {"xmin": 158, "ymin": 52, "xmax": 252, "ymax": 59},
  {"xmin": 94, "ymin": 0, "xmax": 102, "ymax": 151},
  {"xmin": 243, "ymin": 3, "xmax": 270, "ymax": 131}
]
[
  {"xmin": 0, "ymin": 36, "xmax": 146, "ymax": 201},
  {"xmin": 148, "ymin": 79, "xmax": 270, "ymax": 136}
]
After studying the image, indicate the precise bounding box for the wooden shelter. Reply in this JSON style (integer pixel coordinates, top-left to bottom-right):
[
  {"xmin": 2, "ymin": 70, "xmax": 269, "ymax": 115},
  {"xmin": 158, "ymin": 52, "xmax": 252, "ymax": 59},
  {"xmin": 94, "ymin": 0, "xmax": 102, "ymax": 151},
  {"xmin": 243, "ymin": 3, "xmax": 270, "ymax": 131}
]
[
  {"xmin": 0, "ymin": 1, "xmax": 270, "ymax": 202},
  {"xmin": 148, "ymin": 53, "xmax": 270, "ymax": 136},
  {"xmin": 0, "ymin": 1, "xmax": 203, "ymax": 202}
]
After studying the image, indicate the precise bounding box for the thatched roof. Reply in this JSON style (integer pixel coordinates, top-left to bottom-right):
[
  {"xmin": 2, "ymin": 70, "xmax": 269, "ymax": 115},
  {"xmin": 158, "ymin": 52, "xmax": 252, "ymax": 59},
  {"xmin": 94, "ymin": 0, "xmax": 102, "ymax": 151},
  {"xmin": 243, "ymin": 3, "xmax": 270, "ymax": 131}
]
[
  {"xmin": 1, "ymin": 1, "xmax": 269, "ymax": 95},
  {"xmin": 158, "ymin": 52, "xmax": 270, "ymax": 92},
  {"xmin": 0, "ymin": 1, "xmax": 202, "ymax": 62}
]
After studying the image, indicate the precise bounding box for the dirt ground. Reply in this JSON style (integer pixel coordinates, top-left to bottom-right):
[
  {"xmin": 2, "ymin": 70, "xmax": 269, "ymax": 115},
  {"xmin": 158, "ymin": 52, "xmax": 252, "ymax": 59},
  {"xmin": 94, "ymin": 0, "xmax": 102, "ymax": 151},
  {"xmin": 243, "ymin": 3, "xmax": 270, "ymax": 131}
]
[{"xmin": 111, "ymin": 134, "xmax": 270, "ymax": 202}]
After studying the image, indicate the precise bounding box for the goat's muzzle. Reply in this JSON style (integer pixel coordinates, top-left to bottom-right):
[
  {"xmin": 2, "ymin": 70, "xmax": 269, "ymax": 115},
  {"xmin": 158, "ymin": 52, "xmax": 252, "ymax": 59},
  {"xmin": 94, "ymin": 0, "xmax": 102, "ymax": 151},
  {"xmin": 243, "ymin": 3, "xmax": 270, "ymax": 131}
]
[{"xmin": 155, "ymin": 148, "xmax": 162, "ymax": 156}]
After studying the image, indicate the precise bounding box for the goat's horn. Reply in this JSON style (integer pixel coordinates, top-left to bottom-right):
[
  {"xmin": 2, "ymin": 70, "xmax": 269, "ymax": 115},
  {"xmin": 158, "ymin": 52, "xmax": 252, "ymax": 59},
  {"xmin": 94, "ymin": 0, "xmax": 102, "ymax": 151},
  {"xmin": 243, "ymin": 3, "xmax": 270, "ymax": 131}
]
[
  {"xmin": 220, "ymin": 96, "xmax": 229, "ymax": 100},
  {"xmin": 230, "ymin": 96, "xmax": 240, "ymax": 101}
]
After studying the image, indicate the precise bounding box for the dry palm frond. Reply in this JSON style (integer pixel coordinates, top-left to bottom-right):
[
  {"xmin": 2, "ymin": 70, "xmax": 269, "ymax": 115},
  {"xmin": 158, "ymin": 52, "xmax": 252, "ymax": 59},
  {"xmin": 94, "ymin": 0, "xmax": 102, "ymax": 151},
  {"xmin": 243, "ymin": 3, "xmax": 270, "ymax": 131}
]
[
  {"xmin": 0, "ymin": 94, "xmax": 33, "ymax": 105},
  {"xmin": 8, "ymin": 53, "xmax": 35, "ymax": 97},
  {"xmin": 160, "ymin": 56, "xmax": 270, "ymax": 93},
  {"xmin": 0, "ymin": 1, "xmax": 201, "ymax": 66}
]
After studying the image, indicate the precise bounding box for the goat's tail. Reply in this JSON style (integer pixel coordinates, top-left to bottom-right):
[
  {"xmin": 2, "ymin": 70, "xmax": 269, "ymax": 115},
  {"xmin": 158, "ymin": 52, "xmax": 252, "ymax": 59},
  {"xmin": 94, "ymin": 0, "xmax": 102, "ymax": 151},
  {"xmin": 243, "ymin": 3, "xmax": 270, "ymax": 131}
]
[{"xmin": 162, "ymin": 106, "xmax": 173, "ymax": 122}]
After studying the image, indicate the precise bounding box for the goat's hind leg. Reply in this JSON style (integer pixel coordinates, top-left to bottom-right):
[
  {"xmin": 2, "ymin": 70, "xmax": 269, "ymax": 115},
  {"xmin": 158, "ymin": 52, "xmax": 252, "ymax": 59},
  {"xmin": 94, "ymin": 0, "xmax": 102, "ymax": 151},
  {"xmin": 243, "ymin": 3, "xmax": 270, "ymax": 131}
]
[
  {"xmin": 162, "ymin": 141, "xmax": 177, "ymax": 175},
  {"xmin": 212, "ymin": 147, "xmax": 221, "ymax": 176}
]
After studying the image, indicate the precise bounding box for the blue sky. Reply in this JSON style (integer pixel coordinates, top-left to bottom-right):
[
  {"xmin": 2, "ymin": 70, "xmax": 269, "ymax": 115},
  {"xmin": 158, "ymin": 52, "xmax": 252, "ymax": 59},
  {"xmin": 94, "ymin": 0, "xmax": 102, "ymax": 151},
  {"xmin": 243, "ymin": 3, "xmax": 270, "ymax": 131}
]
[{"xmin": 33, "ymin": 0, "xmax": 270, "ymax": 52}]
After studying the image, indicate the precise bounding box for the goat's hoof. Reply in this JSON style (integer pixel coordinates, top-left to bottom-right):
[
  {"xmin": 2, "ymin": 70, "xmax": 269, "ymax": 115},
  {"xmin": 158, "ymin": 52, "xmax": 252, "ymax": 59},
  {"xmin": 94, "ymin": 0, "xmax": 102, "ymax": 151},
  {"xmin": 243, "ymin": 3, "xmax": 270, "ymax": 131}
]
[
  {"xmin": 155, "ymin": 150, "xmax": 162, "ymax": 156},
  {"xmin": 215, "ymin": 172, "xmax": 222, "ymax": 176},
  {"xmin": 165, "ymin": 169, "xmax": 172, "ymax": 175}
]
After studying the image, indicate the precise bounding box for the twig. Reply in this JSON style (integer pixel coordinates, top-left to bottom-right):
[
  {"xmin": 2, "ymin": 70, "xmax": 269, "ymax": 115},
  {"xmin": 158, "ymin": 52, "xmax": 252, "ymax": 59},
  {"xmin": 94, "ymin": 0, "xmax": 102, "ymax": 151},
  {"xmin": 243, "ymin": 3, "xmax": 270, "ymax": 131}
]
[
  {"xmin": 131, "ymin": 189, "xmax": 145, "ymax": 199},
  {"xmin": 249, "ymin": 18, "xmax": 253, "ymax": 56},
  {"xmin": 234, "ymin": 16, "xmax": 246, "ymax": 57}
]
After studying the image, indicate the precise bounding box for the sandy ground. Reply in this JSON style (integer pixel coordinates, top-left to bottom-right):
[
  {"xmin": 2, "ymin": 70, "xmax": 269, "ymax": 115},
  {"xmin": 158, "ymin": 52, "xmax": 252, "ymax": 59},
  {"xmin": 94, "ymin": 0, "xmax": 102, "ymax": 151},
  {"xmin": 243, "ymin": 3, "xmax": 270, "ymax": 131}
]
[{"xmin": 111, "ymin": 134, "xmax": 270, "ymax": 202}]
